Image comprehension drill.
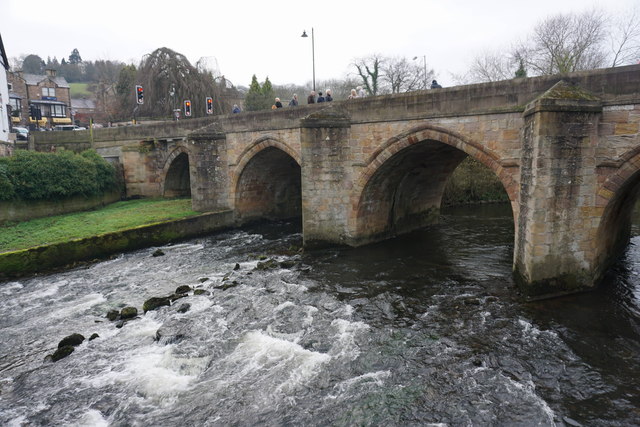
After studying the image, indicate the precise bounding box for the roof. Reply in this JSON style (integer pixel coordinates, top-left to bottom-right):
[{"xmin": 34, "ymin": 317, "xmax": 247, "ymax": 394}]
[
  {"xmin": 0, "ymin": 33, "xmax": 8, "ymax": 71},
  {"xmin": 22, "ymin": 73, "xmax": 70, "ymax": 88},
  {"xmin": 71, "ymin": 98, "xmax": 96, "ymax": 109},
  {"xmin": 31, "ymin": 99, "xmax": 67, "ymax": 105}
]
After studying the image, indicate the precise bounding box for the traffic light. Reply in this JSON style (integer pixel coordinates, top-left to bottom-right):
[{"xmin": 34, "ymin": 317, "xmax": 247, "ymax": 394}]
[
  {"xmin": 136, "ymin": 85, "xmax": 144, "ymax": 104},
  {"xmin": 28, "ymin": 105, "xmax": 42, "ymax": 121},
  {"xmin": 206, "ymin": 97, "xmax": 213, "ymax": 115},
  {"xmin": 184, "ymin": 100, "xmax": 192, "ymax": 117}
]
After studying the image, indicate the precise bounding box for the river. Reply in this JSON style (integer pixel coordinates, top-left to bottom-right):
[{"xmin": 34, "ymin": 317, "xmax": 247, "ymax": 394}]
[{"xmin": 0, "ymin": 204, "xmax": 639, "ymax": 426}]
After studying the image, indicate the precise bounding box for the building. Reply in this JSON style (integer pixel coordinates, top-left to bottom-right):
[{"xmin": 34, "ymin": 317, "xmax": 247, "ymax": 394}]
[
  {"xmin": 0, "ymin": 33, "xmax": 10, "ymax": 147},
  {"xmin": 70, "ymin": 97, "xmax": 96, "ymax": 127},
  {"xmin": 8, "ymin": 68, "xmax": 72, "ymax": 129}
]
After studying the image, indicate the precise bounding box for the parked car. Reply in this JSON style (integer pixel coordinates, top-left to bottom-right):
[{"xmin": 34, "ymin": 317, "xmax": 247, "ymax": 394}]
[
  {"xmin": 53, "ymin": 125, "xmax": 77, "ymax": 131},
  {"xmin": 12, "ymin": 127, "xmax": 29, "ymax": 140},
  {"xmin": 53, "ymin": 125, "xmax": 86, "ymax": 131}
]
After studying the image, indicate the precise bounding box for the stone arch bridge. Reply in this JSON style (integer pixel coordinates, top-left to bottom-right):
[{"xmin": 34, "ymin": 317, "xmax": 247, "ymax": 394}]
[{"xmin": 33, "ymin": 65, "xmax": 640, "ymax": 297}]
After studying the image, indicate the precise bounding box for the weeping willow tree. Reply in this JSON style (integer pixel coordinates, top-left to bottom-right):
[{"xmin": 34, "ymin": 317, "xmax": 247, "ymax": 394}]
[{"xmin": 132, "ymin": 47, "xmax": 232, "ymax": 119}]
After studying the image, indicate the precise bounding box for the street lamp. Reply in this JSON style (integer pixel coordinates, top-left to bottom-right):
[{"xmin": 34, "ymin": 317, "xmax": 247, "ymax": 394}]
[
  {"xmin": 413, "ymin": 55, "xmax": 427, "ymax": 89},
  {"xmin": 169, "ymin": 84, "xmax": 177, "ymax": 120},
  {"xmin": 301, "ymin": 28, "xmax": 316, "ymax": 92}
]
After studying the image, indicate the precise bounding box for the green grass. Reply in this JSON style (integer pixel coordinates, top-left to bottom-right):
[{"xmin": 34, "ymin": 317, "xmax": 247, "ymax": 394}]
[
  {"xmin": 69, "ymin": 83, "xmax": 92, "ymax": 98},
  {"xmin": 0, "ymin": 198, "xmax": 201, "ymax": 253}
]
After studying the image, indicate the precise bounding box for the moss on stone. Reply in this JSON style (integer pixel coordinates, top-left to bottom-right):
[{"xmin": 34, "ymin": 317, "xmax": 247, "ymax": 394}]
[{"xmin": 51, "ymin": 345, "xmax": 75, "ymax": 362}]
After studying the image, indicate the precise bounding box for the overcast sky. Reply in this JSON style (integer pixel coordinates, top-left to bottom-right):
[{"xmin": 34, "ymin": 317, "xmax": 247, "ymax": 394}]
[{"xmin": 2, "ymin": 0, "xmax": 638, "ymax": 88}]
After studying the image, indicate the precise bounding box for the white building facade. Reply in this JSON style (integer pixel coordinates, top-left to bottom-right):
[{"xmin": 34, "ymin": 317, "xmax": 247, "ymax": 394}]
[{"xmin": 0, "ymin": 33, "xmax": 11, "ymax": 147}]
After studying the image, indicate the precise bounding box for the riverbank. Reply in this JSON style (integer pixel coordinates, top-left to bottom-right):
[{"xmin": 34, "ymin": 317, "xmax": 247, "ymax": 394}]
[
  {"xmin": 0, "ymin": 199, "xmax": 233, "ymax": 279},
  {"xmin": 0, "ymin": 198, "xmax": 198, "ymax": 253}
]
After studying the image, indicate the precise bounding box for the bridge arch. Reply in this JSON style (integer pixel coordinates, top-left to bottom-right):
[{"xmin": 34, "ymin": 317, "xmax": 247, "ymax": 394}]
[
  {"xmin": 161, "ymin": 145, "xmax": 192, "ymax": 198},
  {"xmin": 349, "ymin": 124, "xmax": 518, "ymax": 244},
  {"xmin": 595, "ymin": 149, "xmax": 640, "ymax": 277},
  {"xmin": 232, "ymin": 136, "xmax": 302, "ymax": 223}
]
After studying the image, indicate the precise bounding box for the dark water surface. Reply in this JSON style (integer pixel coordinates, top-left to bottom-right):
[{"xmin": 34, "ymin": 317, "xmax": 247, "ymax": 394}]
[{"xmin": 1, "ymin": 204, "xmax": 639, "ymax": 426}]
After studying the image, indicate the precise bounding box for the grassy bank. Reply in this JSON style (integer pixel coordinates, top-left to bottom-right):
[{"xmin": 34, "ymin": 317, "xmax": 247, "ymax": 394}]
[{"xmin": 0, "ymin": 198, "xmax": 200, "ymax": 253}]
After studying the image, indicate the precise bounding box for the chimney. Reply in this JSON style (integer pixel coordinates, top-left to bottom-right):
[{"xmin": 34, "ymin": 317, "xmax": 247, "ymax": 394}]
[{"xmin": 45, "ymin": 68, "xmax": 57, "ymax": 77}]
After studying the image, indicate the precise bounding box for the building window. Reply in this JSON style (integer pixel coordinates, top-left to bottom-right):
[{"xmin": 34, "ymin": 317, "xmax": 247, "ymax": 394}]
[
  {"xmin": 51, "ymin": 104, "xmax": 66, "ymax": 117},
  {"xmin": 10, "ymin": 98, "xmax": 21, "ymax": 116},
  {"xmin": 42, "ymin": 87, "xmax": 56, "ymax": 97},
  {"xmin": 8, "ymin": 82, "xmax": 12, "ymax": 91}
]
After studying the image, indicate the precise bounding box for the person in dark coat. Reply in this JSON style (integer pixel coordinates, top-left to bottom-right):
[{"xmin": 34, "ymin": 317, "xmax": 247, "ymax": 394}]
[
  {"xmin": 288, "ymin": 94, "xmax": 299, "ymax": 106},
  {"xmin": 317, "ymin": 92, "xmax": 325, "ymax": 103},
  {"xmin": 431, "ymin": 80, "xmax": 442, "ymax": 89},
  {"xmin": 307, "ymin": 91, "xmax": 316, "ymax": 104},
  {"xmin": 274, "ymin": 98, "xmax": 283, "ymax": 108},
  {"xmin": 325, "ymin": 89, "xmax": 333, "ymax": 102}
]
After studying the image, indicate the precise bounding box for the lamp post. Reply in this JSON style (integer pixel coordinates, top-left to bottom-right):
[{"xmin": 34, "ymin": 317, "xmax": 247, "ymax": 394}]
[
  {"xmin": 169, "ymin": 84, "xmax": 176, "ymax": 120},
  {"xmin": 301, "ymin": 28, "xmax": 316, "ymax": 92},
  {"xmin": 413, "ymin": 55, "xmax": 427, "ymax": 89}
]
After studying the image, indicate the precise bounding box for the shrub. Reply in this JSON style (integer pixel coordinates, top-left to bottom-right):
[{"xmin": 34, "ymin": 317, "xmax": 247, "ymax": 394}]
[
  {"xmin": 442, "ymin": 157, "xmax": 509, "ymax": 206},
  {"xmin": 0, "ymin": 162, "xmax": 16, "ymax": 200},
  {"xmin": 1, "ymin": 150, "xmax": 118, "ymax": 201}
]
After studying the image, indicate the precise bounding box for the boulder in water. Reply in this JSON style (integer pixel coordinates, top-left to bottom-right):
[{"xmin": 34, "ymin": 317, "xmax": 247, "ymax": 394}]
[
  {"xmin": 51, "ymin": 345, "xmax": 75, "ymax": 362},
  {"xmin": 193, "ymin": 289, "xmax": 210, "ymax": 296},
  {"xmin": 152, "ymin": 249, "xmax": 165, "ymax": 257},
  {"xmin": 58, "ymin": 333, "xmax": 85, "ymax": 348},
  {"xmin": 120, "ymin": 306, "xmax": 138, "ymax": 319},
  {"xmin": 175, "ymin": 285, "xmax": 191, "ymax": 294},
  {"xmin": 176, "ymin": 303, "xmax": 191, "ymax": 314},
  {"xmin": 279, "ymin": 260, "xmax": 297, "ymax": 269},
  {"xmin": 256, "ymin": 259, "xmax": 279, "ymax": 270},
  {"xmin": 143, "ymin": 296, "xmax": 171, "ymax": 313},
  {"xmin": 106, "ymin": 310, "xmax": 119, "ymax": 321},
  {"xmin": 170, "ymin": 293, "xmax": 188, "ymax": 302},
  {"xmin": 89, "ymin": 333, "xmax": 99, "ymax": 341}
]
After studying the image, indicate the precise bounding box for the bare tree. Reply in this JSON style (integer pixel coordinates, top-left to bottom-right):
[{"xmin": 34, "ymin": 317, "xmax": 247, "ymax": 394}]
[
  {"xmin": 523, "ymin": 10, "xmax": 608, "ymax": 75},
  {"xmin": 464, "ymin": 49, "xmax": 517, "ymax": 83},
  {"xmin": 609, "ymin": 6, "xmax": 640, "ymax": 66},
  {"xmin": 382, "ymin": 56, "xmax": 435, "ymax": 93},
  {"xmin": 352, "ymin": 54, "xmax": 385, "ymax": 96}
]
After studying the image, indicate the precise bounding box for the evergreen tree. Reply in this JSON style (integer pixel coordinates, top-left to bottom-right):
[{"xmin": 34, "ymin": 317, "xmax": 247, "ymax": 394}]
[
  {"xmin": 69, "ymin": 48, "xmax": 82, "ymax": 64},
  {"xmin": 244, "ymin": 75, "xmax": 267, "ymax": 111},
  {"xmin": 262, "ymin": 76, "xmax": 275, "ymax": 107}
]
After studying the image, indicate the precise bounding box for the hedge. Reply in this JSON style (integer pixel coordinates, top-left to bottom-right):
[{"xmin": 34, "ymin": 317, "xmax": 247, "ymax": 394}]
[{"xmin": 0, "ymin": 150, "xmax": 118, "ymax": 201}]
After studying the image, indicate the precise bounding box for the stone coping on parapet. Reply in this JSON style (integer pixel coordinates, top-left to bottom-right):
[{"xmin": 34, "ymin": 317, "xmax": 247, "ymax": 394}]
[{"xmin": 0, "ymin": 210, "xmax": 234, "ymax": 279}]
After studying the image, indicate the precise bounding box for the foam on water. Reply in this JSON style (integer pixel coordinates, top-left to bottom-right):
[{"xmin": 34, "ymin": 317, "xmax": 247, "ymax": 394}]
[
  {"xmin": 83, "ymin": 343, "xmax": 204, "ymax": 402},
  {"xmin": 328, "ymin": 318, "xmax": 370, "ymax": 360},
  {"xmin": 48, "ymin": 293, "xmax": 107, "ymax": 319},
  {"xmin": 221, "ymin": 330, "xmax": 331, "ymax": 396},
  {"xmin": 328, "ymin": 370, "xmax": 392, "ymax": 399},
  {"xmin": 70, "ymin": 409, "xmax": 109, "ymax": 427}
]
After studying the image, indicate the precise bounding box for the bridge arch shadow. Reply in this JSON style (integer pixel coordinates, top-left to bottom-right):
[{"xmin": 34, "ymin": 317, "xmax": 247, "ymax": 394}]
[
  {"xmin": 349, "ymin": 124, "xmax": 517, "ymax": 245},
  {"xmin": 232, "ymin": 137, "xmax": 302, "ymax": 223},
  {"xmin": 596, "ymin": 150, "xmax": 640, "ymax": 277},
  {"xmin": 162, "ymin": 147, "xmax": 192, "ymax": 198}
]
